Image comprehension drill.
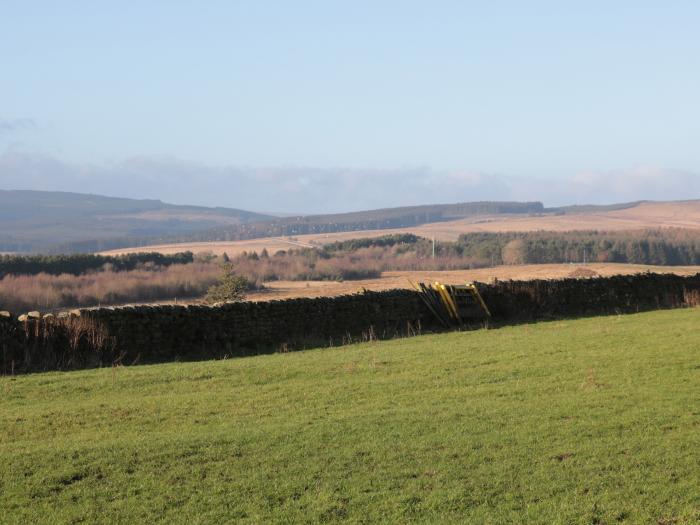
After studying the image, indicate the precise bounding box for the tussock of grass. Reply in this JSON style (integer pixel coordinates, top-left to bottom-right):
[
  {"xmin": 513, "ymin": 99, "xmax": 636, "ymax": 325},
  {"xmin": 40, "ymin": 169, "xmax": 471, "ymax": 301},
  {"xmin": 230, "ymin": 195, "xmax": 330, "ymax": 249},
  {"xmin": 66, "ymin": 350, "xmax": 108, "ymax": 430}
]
[{"xmin": 2, "ymin": 309, "xmax": 700, "ymax": 523}]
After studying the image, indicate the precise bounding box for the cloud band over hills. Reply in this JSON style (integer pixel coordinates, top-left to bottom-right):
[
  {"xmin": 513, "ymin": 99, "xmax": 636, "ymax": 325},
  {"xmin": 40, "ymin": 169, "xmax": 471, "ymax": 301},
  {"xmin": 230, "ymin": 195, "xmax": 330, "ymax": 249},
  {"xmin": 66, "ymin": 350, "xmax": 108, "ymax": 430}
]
[{"xmin": 0, "ymin": 150, "xmax": 698, "ymax": 214}]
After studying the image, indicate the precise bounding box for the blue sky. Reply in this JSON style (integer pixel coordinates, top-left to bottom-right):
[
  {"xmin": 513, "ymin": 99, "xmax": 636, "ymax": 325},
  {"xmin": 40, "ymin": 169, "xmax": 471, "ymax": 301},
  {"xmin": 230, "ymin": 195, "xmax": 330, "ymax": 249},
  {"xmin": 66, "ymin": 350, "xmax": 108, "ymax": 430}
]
[{"xmin": 2, "ymin": 1, "xmax": 700, "ymax": 212}]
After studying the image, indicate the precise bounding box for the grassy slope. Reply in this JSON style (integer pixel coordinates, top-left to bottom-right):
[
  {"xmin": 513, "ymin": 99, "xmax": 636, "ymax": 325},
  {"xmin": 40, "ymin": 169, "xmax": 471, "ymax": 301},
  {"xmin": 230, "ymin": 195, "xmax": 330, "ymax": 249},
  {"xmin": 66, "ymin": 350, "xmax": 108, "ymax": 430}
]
[{"xmin": 2, "ymin": 310, "xmax": 700, "ymax": 524}]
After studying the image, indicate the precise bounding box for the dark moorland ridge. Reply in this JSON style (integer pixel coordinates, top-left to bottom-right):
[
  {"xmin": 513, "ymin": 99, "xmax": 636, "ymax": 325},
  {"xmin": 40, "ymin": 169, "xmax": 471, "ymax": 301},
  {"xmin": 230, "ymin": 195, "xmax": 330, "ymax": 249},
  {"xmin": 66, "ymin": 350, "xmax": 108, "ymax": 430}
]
[
  {"xmin": 177, "ymin": 201, "xmax": 546, "ymax": 244},
  {"xmin": 0, "ymin": 188, "xmax": 646, "ymax": 253},
  {"xmin": 155, "ymin": 201, "xmax": 645, "ymax": 246},
  {"xmin": 0, "ymin": 190, "xmax": 272, "ymax": 253}
]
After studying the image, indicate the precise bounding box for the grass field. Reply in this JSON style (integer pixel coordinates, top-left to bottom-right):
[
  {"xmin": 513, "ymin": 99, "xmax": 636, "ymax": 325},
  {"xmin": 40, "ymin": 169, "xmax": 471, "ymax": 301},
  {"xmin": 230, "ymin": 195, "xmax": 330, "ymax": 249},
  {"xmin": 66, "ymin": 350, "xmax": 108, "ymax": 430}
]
[{"xmin": 2, "ymin": 309, "xmax": 700, "ymax": 523}]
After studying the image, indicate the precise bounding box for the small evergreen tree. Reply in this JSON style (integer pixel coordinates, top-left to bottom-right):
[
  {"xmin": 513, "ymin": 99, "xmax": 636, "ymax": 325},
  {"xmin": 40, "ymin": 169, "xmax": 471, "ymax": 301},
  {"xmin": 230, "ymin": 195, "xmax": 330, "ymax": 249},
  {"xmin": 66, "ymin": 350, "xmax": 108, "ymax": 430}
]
[{"xmin": 206, "ymin": 263, "xmax": 249, "ymax": 303}]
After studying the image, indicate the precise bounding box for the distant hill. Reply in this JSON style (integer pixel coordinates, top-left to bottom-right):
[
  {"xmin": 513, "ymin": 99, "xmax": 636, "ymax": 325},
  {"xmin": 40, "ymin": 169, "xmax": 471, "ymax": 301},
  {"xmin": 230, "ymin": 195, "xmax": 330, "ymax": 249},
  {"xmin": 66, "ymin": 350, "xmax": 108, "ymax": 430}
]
[
  {"xmin": 0, "ymin": 190, "xmax": 272, "ymax": 253},
  {"xmin": 5, "ymin": 189, "xmax": 689, "ymax": 255},
  {"xmin": 171, "ymin": 201, "xmax": 547, "ymax": 244},
  {"xmin": 178, "ymin": 201, "xmax": 666, "ymax": 246}
]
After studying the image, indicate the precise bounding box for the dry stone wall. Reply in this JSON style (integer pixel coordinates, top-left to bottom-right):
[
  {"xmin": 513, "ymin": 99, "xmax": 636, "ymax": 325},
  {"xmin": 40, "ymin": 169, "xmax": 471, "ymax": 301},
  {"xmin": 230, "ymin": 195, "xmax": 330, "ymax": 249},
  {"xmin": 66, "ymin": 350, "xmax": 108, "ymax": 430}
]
[
  {"xmin": 79, "ymin": 289, "xmax": 428, "ymax": 364},
  {"xmin": 2, "ymin": 272, "xmax": 700, "ymax": 373},
  {"xmin": 479, "ymin": 272, "xmax": 700, "ymax": 321},
  {"xmin": 1, "ymin": 290, "xmax": 429, "ymax": 373}
]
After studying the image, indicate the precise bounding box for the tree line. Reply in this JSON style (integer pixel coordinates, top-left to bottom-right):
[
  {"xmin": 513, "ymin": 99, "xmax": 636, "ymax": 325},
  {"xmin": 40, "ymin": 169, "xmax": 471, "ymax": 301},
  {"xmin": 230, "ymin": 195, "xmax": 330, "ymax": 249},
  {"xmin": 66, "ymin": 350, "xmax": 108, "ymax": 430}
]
[
  {"xmin": 0, "ymin": 252, "xmax": 194, "ymax": 277},
  {"xmin": 275, "ymin": 229, "xmax": 700, "ymax": 272},
  {"xmin": 453, "ymin": 229, "xmax": 700, "ymax": 266}
]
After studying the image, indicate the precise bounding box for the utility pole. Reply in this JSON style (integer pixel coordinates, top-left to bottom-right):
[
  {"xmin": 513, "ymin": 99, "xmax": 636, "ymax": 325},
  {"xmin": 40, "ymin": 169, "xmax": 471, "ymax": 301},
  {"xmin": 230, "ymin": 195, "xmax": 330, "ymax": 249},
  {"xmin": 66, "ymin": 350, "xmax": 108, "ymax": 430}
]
[{"xmin": 432, "ymin": 237, "xmax": 436, "ymax": 259}]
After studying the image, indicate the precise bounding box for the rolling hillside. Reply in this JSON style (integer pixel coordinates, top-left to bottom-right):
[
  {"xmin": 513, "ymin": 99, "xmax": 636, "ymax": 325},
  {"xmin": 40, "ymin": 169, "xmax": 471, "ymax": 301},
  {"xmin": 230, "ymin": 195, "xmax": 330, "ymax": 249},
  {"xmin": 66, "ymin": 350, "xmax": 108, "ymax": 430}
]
[
  {"xmin": 5, "ymin": 189, "xmax": 700, "ymax": 256},
  {"xmin": 104, "ymin": 200, "xmax": 700, "ymax": 257},
  {"xmin": 0, "ymin": 193, "xmax": 546, "ymax": 253},
  {"xmin": 174, "ymin": 201, "xmax": 546, "ymax": 243}
]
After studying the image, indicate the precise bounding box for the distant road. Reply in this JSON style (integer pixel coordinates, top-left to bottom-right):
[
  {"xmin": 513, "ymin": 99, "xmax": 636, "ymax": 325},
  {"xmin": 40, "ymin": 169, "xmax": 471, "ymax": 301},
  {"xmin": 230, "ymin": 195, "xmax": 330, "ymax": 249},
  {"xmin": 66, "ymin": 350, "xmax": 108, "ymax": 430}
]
[{"xmin": 270, "ymin": 237, "xmax": 315, "ymax": 249}]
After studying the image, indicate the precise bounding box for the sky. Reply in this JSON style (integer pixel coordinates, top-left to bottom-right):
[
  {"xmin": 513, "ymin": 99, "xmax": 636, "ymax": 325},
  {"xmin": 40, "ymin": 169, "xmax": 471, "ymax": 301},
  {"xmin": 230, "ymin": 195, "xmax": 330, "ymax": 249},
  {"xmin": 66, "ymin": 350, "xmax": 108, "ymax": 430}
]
[{"xmin": 2, "ymin": 1, "xmax": 700, "ymax": 213}]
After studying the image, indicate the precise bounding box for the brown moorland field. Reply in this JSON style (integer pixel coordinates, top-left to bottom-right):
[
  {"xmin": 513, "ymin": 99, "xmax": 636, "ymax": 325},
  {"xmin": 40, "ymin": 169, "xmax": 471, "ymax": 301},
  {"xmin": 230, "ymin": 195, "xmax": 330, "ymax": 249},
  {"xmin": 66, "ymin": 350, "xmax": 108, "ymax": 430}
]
[
  {"xmin": 101, "ymin": 201, "xmax": 700, "ymax": 257},
  {"xmin": 394, "ymin": 200, "xmax": 700, "ymax": 239},
  {"xmin": 246, "ymin": 263, "xmax": 700, "ymax": 301}
]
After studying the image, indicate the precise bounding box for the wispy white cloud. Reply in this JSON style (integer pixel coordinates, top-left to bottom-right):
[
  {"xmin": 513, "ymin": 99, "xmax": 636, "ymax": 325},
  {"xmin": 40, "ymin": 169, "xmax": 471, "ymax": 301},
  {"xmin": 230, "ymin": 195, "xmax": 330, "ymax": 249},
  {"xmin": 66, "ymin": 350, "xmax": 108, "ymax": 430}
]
[
  {"xmin": 528, "ymin": 167, "xmax": 700, "ymax": 206},
  {"xmin": 0, "ymin": 118, "xmax": 37, "ymax": 134},
  {"xmin": 0, "ymin": 151, "xmax": 699, "ymax": 213}
]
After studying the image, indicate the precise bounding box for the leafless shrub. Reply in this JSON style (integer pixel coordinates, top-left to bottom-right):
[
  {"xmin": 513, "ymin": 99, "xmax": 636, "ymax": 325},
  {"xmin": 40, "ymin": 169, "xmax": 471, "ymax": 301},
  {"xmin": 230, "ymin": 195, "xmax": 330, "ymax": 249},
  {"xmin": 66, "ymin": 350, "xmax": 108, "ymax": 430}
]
[
  {"xmin": 62, "ymin": 316, "xmax": 113, "ymax": 353},
  {"xmin": 225, "ymin": 246, "xmax": 484, "ymax": 286},
  {"xmin": 0, "ymin": 263, "xmax": 219, "ymax": 313}
]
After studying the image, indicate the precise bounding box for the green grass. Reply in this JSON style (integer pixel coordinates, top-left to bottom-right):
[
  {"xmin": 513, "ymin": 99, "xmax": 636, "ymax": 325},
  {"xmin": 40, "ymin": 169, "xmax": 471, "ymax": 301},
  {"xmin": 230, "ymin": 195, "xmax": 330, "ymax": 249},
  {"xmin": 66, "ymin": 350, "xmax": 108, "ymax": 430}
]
[{"xmin": 2, "ymin": 310, "xmax": 700, "ymax": 524}]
